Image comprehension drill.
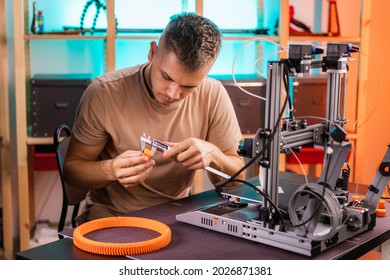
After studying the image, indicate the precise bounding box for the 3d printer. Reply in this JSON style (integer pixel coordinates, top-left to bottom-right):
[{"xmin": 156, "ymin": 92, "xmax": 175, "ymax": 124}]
[{"xmin": 176, "ymin": 43, "xmax": 390, "ymax": 257}]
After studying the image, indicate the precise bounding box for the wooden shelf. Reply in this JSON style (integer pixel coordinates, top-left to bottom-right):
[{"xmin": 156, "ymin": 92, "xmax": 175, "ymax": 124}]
[
  {"xmin": 288, "ymin": 36, "xmax": 361, "ymax": 43},
  {"xmin": 24, "ymin": 34, "xmax": 107, "ymax": 40},
  {"xmin": 116, "ymin": 34, "xmax": 161, "ymax": 40},
  {"xmin": 27, "ymin": 137, "xmax": 54, "ymax": 145},
  {"xmin": 24, "ymin": 34, "xmax": 360, "ymax": 43},
  {"xmin": 116, "ymin": 34, "xmax": 281, "ymax": 41},
  {"xmin": 221, "ymin": 35, "xmax": 280, "ymax": 41}
]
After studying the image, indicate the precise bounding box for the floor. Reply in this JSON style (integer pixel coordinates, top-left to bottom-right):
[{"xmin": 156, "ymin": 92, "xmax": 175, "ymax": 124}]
[
  {"xmin": 29, "ymin": 221, "xmax": 59, "ymax": 248},
  {"xmin": 0, "ymin": 221, "xmax": 60, "ymax": 260}
]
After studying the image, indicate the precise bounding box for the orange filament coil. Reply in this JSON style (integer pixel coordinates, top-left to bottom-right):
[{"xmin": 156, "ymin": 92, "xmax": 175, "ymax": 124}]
[{"xmin": 73, "ymin": 216, "xmax": 171, "ymax": 256}]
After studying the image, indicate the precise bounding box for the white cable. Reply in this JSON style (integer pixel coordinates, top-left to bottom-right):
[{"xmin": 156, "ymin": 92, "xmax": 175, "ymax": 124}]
[
  {"xmin": 231, "ymin": 37, "xmax": 287, "ymax": 101},
  {"xmin": 281, "ymin": 139, "xmax": 309, "ymax": 185},
  {"xmin": 294, "ymin": 115, "xmax": 335, "ymax": 126},
  {"xmin": 283, "ymin": 149, "xmax": 309, "ymax": 184},
  {"xmin": 295, "ymin": 115, "xmax": 361, "ymax": 195},
  {"xmin": 348, "ymin": 142, "xmax": 360, "ymax": 195},
  {"xmin": 253, "ymin": 50, "xmax": 287, "ymax": 79},
  {"xmin": 353, "ymin": 50, "xmax": 383, "ymax": 129}
]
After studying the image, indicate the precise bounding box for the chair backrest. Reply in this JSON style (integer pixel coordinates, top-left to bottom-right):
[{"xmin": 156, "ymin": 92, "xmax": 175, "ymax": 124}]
[
  {"xmin": 54, "ymin": 124, "xmax": 88, "ymax": 234},
  {"xmin": 54, "ymin": 124, "xmax": 88, "ymax": 206}
]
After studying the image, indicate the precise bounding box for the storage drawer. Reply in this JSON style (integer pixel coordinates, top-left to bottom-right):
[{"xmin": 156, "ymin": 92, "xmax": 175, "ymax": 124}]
[
  {"xmin": 33, "ymin": 152, "xmax": 57, "ymax": 171},
  {"xmin": 32, "ymin": 145, "xmax": 57, "ymax": 171},
  {"xmin": 30, "ymin": 74, "xmax": 91, "ymax": 137}
]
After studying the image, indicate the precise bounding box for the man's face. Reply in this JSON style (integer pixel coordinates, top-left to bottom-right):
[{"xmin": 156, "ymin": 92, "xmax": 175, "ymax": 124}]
[{"xmin": 147, "ymin": 41, "xmax": 212, "ymax": 106}]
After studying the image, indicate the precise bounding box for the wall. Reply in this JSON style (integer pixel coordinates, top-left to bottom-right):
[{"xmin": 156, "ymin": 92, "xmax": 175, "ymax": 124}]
[{"xmin": 356, "ymin": 1, "xmax": 390, "ymax": 185}]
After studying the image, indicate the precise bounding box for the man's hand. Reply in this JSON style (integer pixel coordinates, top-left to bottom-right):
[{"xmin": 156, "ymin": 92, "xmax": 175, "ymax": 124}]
[
  {"xmin": 111, "ymin": 150, "xmax": 155, "ymax": 188},
  {"xmin": 161, "ymin": 137, "xmax": 218, "ymax": 170},
  {"xmin": 161, "ymin": 137, "xmax": 245, "ymax": 185}
]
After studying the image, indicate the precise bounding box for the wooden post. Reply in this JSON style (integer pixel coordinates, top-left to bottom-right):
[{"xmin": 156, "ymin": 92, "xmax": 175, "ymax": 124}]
[
  {"xmin": 0, "ymin": 0, "xmax": 15, "ymax": 260},
  {"xmin": 195, "ymin": 0, "xmax": 203, "ymax": 15},
  {"xmin": 106, "ymin": 0, "xmax": 116, "ymax": 73},
  {"xmin": 13, "ymin": 0, "xmax": 31, "ymax": 251}
]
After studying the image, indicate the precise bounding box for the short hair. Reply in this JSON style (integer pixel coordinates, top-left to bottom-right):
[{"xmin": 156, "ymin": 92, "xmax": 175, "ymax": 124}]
[{"xmin": 160, "ymin": 12, "xmax": 222, "ymax": 72}]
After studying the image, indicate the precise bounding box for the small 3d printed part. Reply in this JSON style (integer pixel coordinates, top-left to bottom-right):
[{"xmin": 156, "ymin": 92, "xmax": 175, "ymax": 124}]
[{"xmin": 142, "ymin": 148, "xmax": 153, "ymax": 159}]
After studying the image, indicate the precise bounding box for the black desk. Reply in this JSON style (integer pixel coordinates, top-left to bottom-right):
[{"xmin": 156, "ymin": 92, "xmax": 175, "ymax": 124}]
[{"xmin": 16, "ymin": 182, "xmax": 390, "ymax": 260}]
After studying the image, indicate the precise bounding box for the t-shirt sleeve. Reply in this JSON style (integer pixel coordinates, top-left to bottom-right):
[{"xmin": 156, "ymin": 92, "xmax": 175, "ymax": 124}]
[
  {"xmin": 206, "ymin": 81, "xmax": 242, "ymax": 152},
  {"xmin": 72, "ymin": 78, "xmax": 108, "ymax": 145}
]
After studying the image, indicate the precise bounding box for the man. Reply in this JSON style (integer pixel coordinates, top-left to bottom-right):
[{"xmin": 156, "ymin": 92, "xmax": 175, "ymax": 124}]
[{"xmin": 63, "ymin": 12, "xmax": 245, "ymax": 224}]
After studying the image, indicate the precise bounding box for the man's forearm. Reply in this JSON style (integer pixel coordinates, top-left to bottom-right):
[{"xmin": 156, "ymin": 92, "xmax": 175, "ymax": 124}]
[
  {"xmin": 208, "ymin": 149, "xmax": 246, "ymax": 185},
  {"xmin": 63, "ymin": 159, "xmax": 115, "ymax": 190}
]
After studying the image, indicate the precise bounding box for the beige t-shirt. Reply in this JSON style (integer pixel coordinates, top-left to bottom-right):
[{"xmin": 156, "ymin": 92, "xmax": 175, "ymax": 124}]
[{"xmin": 72, "ymin": 63, "xmax": 242, "ymax": 223}]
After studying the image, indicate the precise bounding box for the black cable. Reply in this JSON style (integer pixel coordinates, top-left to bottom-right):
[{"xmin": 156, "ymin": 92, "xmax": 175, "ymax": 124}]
[
  {"xmin": 289, "ymin": 187, "xmax": 326, "ymax": 229},
  {"xmin": 290, "ymin": 138, "xmax": 334, "ymax": 232},
  {"xmin": 80, "ymin": 0, "xmax": 94, "ymax": 30},
  {"xmin": 341, "ymin": 164, "xmax": 350, "ymax": 190},
  {"xmin": 216, "ymin": 58, "xmax": 341, "ymax": 233},
  {"xmin": 231, "ymin": 178, "xmax": 285, "ymax": 230},
  {"xmin": 299, "ymin": 142, "xmax": 333, "ymax": 228},
  {"xmin": 80, "ymin": 0, "xmax": 118, "ymax": 34},
  {"xmin": 293, "ymin": 140, "xmax": 349, "ymax": 230},
  {"xmin": 283, "ymin": 60, "xmax": 294, "ymax": 119},
  {"xmin": 214, "ymin": 59, "xmax": 291, "ymax": 231},
  {"xmin": 215, "ymin": 60, "xmax": 290, "ymax": 190}
]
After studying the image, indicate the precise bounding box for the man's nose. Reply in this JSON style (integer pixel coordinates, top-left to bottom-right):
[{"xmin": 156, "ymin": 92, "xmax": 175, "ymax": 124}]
[{"xmin": 167, "ymin": 82, "xmax": 180, "ymax": 99}]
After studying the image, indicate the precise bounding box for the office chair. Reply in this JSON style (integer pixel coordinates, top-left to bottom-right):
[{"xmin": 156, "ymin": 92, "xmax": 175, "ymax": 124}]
[{"xmin": 54, "ymin": 124, "xmax": 87, "ymax": 238}]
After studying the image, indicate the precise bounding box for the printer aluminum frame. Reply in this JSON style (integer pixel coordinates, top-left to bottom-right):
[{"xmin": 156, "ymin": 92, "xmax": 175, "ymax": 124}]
[{"xmin": 176, "ymin": 43, "xmax": 390, "ymax": 257}]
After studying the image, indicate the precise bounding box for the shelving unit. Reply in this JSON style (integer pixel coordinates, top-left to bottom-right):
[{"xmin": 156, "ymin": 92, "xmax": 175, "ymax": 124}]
[
  {"xmin": 9, "ymin": 0, "xmax": 371, "ymax": 253},
  {"xmin": 0, "ymin": 0, "xmax": 13, "ymax": 261}
]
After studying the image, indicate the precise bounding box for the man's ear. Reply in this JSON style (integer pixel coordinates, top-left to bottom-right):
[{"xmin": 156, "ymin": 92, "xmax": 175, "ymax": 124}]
[{"xmin": 148, "ymin": 41, "xmax": 158, "ymax": 62}]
